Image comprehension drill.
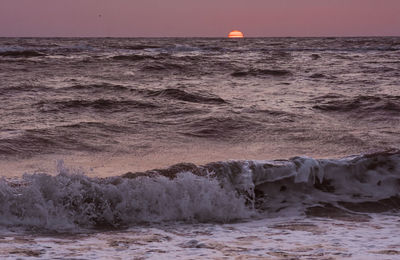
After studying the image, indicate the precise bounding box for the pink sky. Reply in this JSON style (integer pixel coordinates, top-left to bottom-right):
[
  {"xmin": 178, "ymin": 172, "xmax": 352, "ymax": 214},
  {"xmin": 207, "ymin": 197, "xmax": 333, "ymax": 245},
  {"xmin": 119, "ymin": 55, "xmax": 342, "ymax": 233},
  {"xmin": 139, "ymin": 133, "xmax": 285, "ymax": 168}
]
[{"xmin": 1, "ymin": 0, "xmax": 399, "ymax": 37}]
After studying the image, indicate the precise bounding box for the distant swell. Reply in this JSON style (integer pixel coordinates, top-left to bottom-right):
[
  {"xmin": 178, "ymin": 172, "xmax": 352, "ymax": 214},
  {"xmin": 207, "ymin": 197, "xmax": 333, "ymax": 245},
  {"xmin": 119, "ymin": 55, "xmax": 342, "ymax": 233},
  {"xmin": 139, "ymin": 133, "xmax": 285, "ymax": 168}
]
[
  {"xmin": 313, "ymin": 95, "xmax": 400, "ymax": 115},
  {"xmin": 140, "ymin": 62, "xmax": 186, "ymax": 72},
  {"xmin": 112, "ymin": 54, "xmax": 157, "ymax": 61},
  {"xmin": 0, "ymin": 150, "xmax": 399, "ymax": 230},
  {"xmin": 37, "ymin": 98, "xmax": 157, "ymax": 113},
  {"xmin": 0, "ymin": 50, "xmax": 45, "ymax": 58},
  {"xmin": 231, "ymin": 69, "xmax": 292, "ymax": 77},
  {"xmin": 0, "ymin": 129, "xmax": 102, "ymax": 156},
  {"xmin": 62, "ymin": 83, "xmax": 129, "ymax": 92},
  {"xmin": 181, "ymin": 116, "xmax": 260, "ymax": 139},
  {"xmin": 114, "ymin": 44, "xmax": 160, "ymax": 50},
  {"xmin": 147, "ymin": 88, "xmax": 226, "ymax": 105}
]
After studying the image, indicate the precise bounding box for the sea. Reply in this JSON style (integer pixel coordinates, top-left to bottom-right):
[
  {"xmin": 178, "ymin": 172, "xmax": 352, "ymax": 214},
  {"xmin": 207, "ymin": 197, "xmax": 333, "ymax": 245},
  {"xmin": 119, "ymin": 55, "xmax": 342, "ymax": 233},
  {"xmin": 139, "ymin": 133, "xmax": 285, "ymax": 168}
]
[{"xmin": 0, "ymin": 37, "xmax": 399, "ymax": 259}]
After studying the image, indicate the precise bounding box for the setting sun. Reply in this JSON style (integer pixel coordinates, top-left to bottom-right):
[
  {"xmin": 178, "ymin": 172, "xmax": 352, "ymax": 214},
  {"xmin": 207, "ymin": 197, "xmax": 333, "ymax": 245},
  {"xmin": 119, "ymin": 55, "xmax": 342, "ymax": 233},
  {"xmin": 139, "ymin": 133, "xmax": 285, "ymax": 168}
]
[{"xmin": 228, "ymin": 30, "xmax": 244, "ymax": 38}]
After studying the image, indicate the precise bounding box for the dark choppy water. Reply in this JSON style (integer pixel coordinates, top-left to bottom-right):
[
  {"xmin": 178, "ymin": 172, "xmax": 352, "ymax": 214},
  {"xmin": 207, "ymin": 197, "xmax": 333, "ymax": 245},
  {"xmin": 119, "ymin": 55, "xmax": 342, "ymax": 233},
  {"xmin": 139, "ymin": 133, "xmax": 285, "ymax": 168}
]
[
  {"xmin": 0, "ymin": 38, "xmax": 400, "ymax": 259},
  {"xmin": 1, "ymin": 38, "xmax": 399, "ymax": 168}
]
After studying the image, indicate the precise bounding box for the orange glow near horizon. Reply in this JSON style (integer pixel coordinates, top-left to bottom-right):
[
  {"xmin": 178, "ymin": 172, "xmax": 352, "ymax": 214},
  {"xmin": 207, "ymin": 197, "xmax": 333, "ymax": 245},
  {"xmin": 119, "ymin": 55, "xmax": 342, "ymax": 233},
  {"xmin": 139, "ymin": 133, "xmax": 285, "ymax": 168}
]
[{"xmin": 228, "ymin": 30, "xmax": 244, "ymax": 38}]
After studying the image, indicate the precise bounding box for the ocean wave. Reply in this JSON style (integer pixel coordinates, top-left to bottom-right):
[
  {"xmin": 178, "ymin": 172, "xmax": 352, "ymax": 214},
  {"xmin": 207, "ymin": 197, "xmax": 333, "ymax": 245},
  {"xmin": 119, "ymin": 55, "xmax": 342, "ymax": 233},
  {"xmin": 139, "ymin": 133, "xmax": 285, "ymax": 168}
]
[
  {"xmin": 0, "ymin": 84, "xmax": 50, "ymax": 95},
  {"xmin": 62, "ymin": 83, "xmax": 130, "ymax": 92},
  {"xmin": 263, "ymin": 47, "xmax": 400, "ymax": 53},
  {"xmin": 37, "ymin": 99, "xmax": 157, "ymax": 113},
  {"xmin": 111, "ymin": 54, "xmax": 157, "ymax": 61},
  {"xmin": 362, "ymin": 66, "xmax": 397, "ymax": 74},
  {"xmin": 231, "ymin": 69, "xmax": 292, "ymax": 77},
  {"xmin": 115, "ymin": 44, "xmax": 161, "ymax": 50},
  {"xmin": 180, "ymin": 116, "xmax": 260, "ymax": 139},
  {"xmin": 313, "ymin": 95, "xmax": 400, "ymax": 115},
  {"xmin": 309, "ymin": 73, "xmax": 326, "ymax": 79},
  {"xmin": 146, "ymin": 88, "xmax": 226, "ymax": 105},
  {"xmin": 140, "ymin": 62, "xmax": 186, "ymax": 72},
  {"xmin": 0, "ymin": 50, "xmax": 45, "ymax": 58},
  {"xmin": 59, "ymin": 121, "xmax": 132, "ymax": 134},
  {"xmin": 0, "ymin": 129, "xmax": 100, "ymax": 156},
  {"xmin": 0, "ymin": 162, "xmax": 250, "ymax": 230},
  {"xmin": 310, "ymin": 54, "xmax": 321, "ymax": 60},
  {"xmin": 127, "ymin": 149, "xmax": 400, "ymax": 217},
  {"xmin": 0, "ymin": 150, "xmax": 399, "ymax": 230}
]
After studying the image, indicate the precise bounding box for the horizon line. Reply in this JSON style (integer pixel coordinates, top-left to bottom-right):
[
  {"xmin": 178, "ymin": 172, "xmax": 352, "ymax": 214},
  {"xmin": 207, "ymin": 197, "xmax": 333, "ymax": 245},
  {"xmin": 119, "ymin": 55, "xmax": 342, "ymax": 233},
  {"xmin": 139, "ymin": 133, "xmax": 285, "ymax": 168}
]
[{"xmin": 1, "ymin": 35, "xmax": 400, "ymax": 39}]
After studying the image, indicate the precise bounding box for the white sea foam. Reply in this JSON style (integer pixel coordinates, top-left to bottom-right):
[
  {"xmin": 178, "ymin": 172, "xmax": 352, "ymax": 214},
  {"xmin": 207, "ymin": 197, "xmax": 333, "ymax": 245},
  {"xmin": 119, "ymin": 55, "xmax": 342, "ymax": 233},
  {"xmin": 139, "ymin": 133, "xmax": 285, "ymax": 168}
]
[
  {"xmin": 0, "ymin": 151, "xmax": 399, "ymax": 231},
  {"xmin": 0, "ymin": 161, "xmax": 252, "ymax": 231},
  {"xmin": 1, "ymin": 215, "xmax": 398, "ymax": 259}
]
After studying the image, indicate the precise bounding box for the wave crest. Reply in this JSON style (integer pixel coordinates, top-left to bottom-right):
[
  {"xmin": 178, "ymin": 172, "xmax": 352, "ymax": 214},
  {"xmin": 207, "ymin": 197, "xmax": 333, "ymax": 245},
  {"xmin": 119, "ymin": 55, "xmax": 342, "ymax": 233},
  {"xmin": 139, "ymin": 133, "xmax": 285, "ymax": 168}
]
[
  {"xmin": 0, "ymin": 162, "xmax": 250, "ymax": 231},
  {"xmin": 0, "ymin": 150, "xmax": 399, "ymax": 231}
]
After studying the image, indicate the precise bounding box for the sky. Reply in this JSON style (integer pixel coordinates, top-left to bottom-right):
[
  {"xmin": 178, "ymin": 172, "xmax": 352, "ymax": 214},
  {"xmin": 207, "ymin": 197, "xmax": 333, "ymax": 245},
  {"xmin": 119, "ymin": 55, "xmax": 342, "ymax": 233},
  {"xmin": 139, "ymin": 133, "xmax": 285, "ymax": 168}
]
[{"xmin": 1, "ymin": 0, "xmax": 400, "ymax": 37}]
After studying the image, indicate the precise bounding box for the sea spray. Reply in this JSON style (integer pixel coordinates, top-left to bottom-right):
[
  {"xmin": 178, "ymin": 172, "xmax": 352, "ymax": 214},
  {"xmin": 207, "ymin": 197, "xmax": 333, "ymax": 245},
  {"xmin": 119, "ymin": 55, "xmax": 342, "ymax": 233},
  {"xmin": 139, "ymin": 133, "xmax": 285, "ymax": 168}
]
[
  {"xmin": 0, "ymin": 161, "xmax": 252, "ymax": 231},
  {"xmin": 0, "ymin": 150, "xmax": 399, "ymax": 231}
]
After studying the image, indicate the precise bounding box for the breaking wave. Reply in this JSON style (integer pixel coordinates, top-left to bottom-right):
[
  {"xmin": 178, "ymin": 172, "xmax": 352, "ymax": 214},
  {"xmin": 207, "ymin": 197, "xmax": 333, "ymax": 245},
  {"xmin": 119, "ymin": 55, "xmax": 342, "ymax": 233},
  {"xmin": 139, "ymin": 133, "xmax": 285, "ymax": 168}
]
[{"xmin": 0, "ymin": 150, "xmax": 399, "ymax": 231}]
